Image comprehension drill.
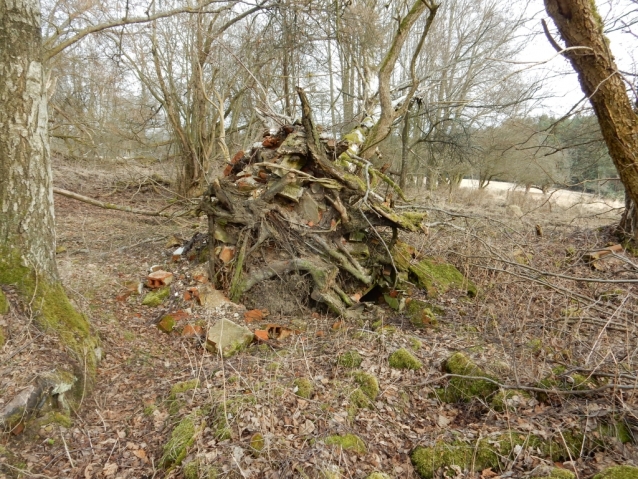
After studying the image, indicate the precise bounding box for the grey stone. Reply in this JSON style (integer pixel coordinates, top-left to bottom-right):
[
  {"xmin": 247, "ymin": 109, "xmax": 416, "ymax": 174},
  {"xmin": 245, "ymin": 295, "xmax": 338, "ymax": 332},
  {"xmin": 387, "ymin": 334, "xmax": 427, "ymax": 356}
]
[{"xmin": 206, "ymin": 318, "xmax": 254, "ymax": 358}]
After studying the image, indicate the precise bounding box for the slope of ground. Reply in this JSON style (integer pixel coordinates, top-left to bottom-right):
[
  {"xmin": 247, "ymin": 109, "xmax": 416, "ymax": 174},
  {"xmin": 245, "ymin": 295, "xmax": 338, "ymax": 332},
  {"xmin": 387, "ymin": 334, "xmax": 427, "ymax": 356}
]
[{"xmin": 1, "ymin": 160, "xmax": 637, "ymax": 479}]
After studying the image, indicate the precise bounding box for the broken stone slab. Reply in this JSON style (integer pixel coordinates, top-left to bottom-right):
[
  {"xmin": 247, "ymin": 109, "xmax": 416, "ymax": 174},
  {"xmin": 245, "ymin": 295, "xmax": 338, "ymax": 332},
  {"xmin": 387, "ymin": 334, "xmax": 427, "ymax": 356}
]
[
  {"xmin": 147, "ymin": 270, "xmax": 173, "ymax": 289},
  {"xmin": 297, "ymin": 191, "xmax": 321, "ymax": 224},
  {"xmin": 198, "ymin": 285, "xmax": 231, "ymax": 309},
  {"xmin": 206, "ymin": 318, "xmax": 254, "ymax": 358},
  {"xmin": 0, "ymin": 370, "xmax": 77, "ymax": 430}
]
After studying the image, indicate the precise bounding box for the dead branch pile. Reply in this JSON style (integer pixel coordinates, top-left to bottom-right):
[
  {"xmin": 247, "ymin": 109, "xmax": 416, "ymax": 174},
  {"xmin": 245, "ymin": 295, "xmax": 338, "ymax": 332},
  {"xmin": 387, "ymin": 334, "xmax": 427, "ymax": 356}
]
[{"xmin": 197, "ymin": 89, "xmax": 426, "ymax": 315}]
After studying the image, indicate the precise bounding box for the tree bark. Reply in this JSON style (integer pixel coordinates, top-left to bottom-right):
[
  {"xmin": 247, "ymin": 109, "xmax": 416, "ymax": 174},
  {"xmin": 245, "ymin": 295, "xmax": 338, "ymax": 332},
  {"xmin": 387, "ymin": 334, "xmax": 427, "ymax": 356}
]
[
  {"xmin": 0, "ymin": 0, "xmax": 58, "ymax": 280},
  {"xmin": 0, "ymin": 0, "xmax": 97, "ymax": 393},
  {"xmin": 544, "ymin": 0, "xmax": 638, "ymax": 239}
]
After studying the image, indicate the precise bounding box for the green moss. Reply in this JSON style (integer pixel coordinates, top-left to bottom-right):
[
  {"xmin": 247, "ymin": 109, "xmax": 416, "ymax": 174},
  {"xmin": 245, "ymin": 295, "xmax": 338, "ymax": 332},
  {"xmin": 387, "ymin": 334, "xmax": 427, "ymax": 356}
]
[
  {"xmin": 383, "ymin": 293, "xmax": 401, "ymax": 311},
  {"xmin": 0, "ymin": 289, "xmax": 8, "ymax": 314},
  {"xmin": 592, "ymin": 466, "xmax": 638, "ymax": 479},
  {"xmin": 349, "ymin": 388, "xmax": 373, "ymax": 410},
  {"xmin": 353, "ymin": 371, "xmax": 379, "ymax": 400},
  {"xmin": 388, "ymin": 348, "xmax": 422, "ymax": 370},
  {"xmin": 442, "ymin": 352, "xmax": 498, "ymax": 402},
  {"xmin": 411, "ymin": 439, "xmax": 499, "ymax": 479},
  {"xmin": 143, "ymin": 404, "xmax": 157, "ymax": 416},
  {"xmin": 250, "ymin": 432, "xmax": 265, "ymax": 456},
  {"xmin": 411, "ymin": 432, "xmax": 584, "ymax": 479},
  {"xmin": 366, "ymin": 473, "xmax": 392, "ymax": 479},
  {"xmin": 324, "ymin": 434, "xmax": 367, "ymax": 454},
  {"xmin": 159, "ymin": 415, "xmax": 198, "ymax": 469},
  {"xmin": 538, "ymin": 367, "xmax": 597, "ymax": 393},
  {"xmin": 0, "ymin": 248, "xmax": 98, "ymax": 395},
  {"xmin": 338, "ymin": 350, "xmax": 363, "ymax": 368},
  {"xmin": 293, "ymin": 377, "xmax": 314, "ymax": 399},
  {"xmin": 157, "ymin": 315, "xmax": 176, "ymax": 333},
  {"xmin": 409, "ymin": 337, "xmax": 423, "ymax": 350},
  {"xmin": 527, "ymin": 339, "xmax": 543, "ymax": 353},
  {"xmin": 183, "ymin": 460, "xmax": 218, "ymax": 479},
  {"xmin": 171, "ymin": 380, "xmax": 199, "ymax": 397},
  {"xmin": 210, "ymin": 395, "xmax": 256, "ymax": 441},
  {"xmin": 142, "ymin": 286, "xmax": 170, "ymax": 307},
  {"xmin": 0, "ymin": 326, "xmax": 5, "ymax": 348},
  {"xmin": 409, "ymin": 258, "xmax": 476, "ymax": 298},
  {"xmin": 406, "ymin": 299, "xmax": 440, "ymax": 328},
  {"xmin": 532, "ymin": 467, "xmax": 575, "ymax": 479},
  {"xmin": 31, "ymin": 411, "xmax": 73, "ymax": 429}
]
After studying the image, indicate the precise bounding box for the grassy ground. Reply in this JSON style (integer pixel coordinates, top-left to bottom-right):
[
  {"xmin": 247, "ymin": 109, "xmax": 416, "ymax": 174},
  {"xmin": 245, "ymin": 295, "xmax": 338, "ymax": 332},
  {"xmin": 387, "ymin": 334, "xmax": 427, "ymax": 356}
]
[{"xmin": 1, "ymin": 158, "xmax": 637, "ymax": 479}]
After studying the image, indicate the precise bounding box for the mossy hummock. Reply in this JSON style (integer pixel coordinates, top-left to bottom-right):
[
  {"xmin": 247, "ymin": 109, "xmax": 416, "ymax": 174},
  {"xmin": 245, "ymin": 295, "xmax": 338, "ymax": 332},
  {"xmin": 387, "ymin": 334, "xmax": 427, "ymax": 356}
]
[{"xmin": 389, "ymin": 348, "xmax": 422, "ymax": 370}]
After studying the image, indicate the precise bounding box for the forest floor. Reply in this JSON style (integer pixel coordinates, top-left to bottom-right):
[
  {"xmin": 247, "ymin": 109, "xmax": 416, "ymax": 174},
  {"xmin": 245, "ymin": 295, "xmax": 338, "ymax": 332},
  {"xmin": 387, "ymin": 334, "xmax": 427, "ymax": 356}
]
[{"xmin": 1, "ymin": 158, "xmax": 638, "ymax": 479}]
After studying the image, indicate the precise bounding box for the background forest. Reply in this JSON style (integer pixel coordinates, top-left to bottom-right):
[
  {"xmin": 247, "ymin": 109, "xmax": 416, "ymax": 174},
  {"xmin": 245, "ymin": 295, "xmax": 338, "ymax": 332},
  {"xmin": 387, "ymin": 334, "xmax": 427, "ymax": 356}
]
[{"xmin": 45, "ymin": 0, "xmax": 628, "ymax": 198}]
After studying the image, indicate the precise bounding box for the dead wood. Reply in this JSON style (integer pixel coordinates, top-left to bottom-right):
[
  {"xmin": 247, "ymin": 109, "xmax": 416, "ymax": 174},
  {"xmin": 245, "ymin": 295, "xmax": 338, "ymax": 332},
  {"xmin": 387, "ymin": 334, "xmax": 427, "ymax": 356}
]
[
  {"xmin": 53, "ymin": 187, "xmax": 180, "ymax": 218},
  {"xmin": 198, "ymin": 88, "xmax": 426, "ymax": 315}
]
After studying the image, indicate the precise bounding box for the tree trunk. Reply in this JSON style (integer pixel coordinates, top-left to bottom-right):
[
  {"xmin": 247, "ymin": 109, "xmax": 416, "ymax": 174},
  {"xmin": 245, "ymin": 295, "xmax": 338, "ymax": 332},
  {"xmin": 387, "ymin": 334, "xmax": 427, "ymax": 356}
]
[
  {"xmin": 0, "ymin": 0, "xmax": 58, "ymax": 280},
  {"xmin": 544, "ymin": 0, "xmax": 638, "ymax": 240},
  {"xmin": 0, "ymin": 0, "xmax": 96, "ymax": 389}
]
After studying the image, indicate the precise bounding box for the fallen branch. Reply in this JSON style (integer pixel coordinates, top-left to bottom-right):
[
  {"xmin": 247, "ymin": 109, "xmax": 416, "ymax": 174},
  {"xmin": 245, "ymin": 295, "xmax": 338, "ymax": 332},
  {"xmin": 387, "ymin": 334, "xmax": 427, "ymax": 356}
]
[{"xmin": 53, "ymin": 187, "xmax": 182, "ymax": 218}]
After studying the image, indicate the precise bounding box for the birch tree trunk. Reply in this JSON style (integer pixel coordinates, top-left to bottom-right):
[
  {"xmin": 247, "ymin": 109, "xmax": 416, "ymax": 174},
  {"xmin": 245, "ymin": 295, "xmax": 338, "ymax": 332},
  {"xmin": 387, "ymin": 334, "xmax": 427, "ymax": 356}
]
[
  {"xmin": 544, "ymin": 0, "xmax": 638, "ymax": 240},
  {"xmin": 0, "ymin": 0, "xmax": 96, "ymax": 381}
]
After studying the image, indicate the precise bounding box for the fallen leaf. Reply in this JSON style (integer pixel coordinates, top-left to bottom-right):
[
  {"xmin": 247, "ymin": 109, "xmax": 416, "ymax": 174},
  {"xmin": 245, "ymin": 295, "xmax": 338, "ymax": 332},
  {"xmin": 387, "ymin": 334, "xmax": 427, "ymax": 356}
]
[
  {"xmin": 102, "ymin": 463, "xmax": 118, "ymax": 476},
  {"xmin": 437, "ymin": 414, "xmax": 451, "ymax": 428},
  {"xmin": 316, "ymin": 331, "xmax": 325, "ymax": 337},
  {"xmin": 481, "ymin": 468, "xmax": 498, "ymax": 478},
  {"xmin": 183, "ymin": 291, "xmax": 192, "ymax": 301},
  {"xmin": 331, "ymin": 321, "xmax": 344, "ymax": 330},
  {"xmin": 299, "ymin": 419, "xmax": 315, "ymax": 435},
  {"xmin": 133, "ymin": 449, "xmax": 149, "ymax": 464}
]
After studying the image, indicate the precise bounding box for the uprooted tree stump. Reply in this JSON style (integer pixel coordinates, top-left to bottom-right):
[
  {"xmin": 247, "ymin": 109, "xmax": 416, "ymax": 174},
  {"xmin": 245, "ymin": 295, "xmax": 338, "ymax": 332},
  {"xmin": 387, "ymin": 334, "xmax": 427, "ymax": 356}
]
[{"xmin": 197, "ymin": 89, "xmax": 447, "ymax": 316}]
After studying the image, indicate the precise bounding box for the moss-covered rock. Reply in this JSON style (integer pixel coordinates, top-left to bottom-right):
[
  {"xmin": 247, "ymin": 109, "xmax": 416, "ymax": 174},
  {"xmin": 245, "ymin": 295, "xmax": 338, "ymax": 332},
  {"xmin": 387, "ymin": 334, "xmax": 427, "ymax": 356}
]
[
  {"xmin": 159, "ymin": 415, "xmax": 198, "ymax": 470},
  {"xmin": 411, "ymin": 439, "xmax": 499, "ymax": 479},
  {"xmin": 389, "ymin": 348, "xmax": 422, "ymax": 370},
  {"xmin": 349, "ymin": 388, "xmax": 373, "ymax": 411},
  {"xmin": 157, "ymin": 314, "xmax": 176, "ymax": 333},
  {"xmin": 405, "ymin": 299, "xmax": 440, "ymax": 328},
  {"xmin": 409, "ymin": 258, "xmax": 476, "ymax": 298},
  {"xmin": 142, "ymin": 286, "xmax": 170, "ymax": 307},
  {"xmin": 324, "ymin": 434, "xmax": 367, "ymax": 454},
  {"xmin": 338, "ymin": 350, "xmax": 362, "ymax": 368},
  {"xmin": 171, "ymin": 380, "xmax": 199, "ymax": 397},
  {"xmin": 441, "ymin": 352, "xmax": 498, "ymax": 402},
  {"xmin": 353, "ymin": 371, "xmax": 379, "ymax": 400},
  {"xmin": 592, "ymin": 465, "xmax": 638, "ymax": 479},
  {"xmin": 411, "ymin": 432, "xmax": 583, "ymax": 479},
  {"xmin": 293, "ymin": 377, "xmax": 314, "ymax": 399}
]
